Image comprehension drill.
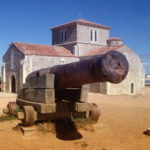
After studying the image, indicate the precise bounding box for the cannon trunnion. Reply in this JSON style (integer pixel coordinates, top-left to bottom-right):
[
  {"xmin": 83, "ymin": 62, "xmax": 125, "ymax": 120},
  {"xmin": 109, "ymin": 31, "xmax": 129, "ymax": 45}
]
[{"xmin": 3, "ymin": 51, "xmax": 129, "ymax": 126}]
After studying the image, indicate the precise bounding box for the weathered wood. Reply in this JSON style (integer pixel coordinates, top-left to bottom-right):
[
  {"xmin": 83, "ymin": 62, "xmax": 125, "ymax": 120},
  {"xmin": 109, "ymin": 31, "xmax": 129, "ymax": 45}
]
[
  {"xmin": 20, "ymin": 125, "xmax": 37, "ymax": 136},
  {"xmin": 75, "ymin": 102, "xmax": 91, "ymax": 112},
  {"xmin": 24, "ymin": 74, "xmax": 54, "ymax": 89},
  {"xmin": 80, "ymin": 85, "xmax": 89, "ymax": 102},
  {"xmin": 18, "ymin": 88, "xmax": 55, "ymax": 104},
  {"xmin": 16, "ymin": 99, "xmax": 56, "ymax": 113}
]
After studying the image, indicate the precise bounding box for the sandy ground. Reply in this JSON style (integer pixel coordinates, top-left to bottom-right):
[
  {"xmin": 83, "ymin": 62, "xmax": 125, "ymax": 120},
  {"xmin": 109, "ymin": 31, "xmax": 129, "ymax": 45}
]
[
  {"xmin": 0, "ymin": 92, "xmax": 16, "ymax": 114},
  {"xmin": 0, "ymin": 88, "xmax": 150, "ymax": 150}
]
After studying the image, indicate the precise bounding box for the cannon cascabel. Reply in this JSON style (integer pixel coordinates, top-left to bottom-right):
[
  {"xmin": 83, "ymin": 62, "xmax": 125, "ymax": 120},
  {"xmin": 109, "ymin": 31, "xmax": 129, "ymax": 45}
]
[{"xmin": 27, "ymin": 50, "xmax": 129, "ymax": 90}]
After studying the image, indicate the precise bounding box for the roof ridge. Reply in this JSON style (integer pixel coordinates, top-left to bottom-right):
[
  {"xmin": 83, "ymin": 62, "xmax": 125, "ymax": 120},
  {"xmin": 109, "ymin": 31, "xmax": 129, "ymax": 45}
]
[
  {"xmin": 107, "ymin": 37, "xmax": 123, "ymax": 41},
  {"xmin": 51, "ymin": 19, "xmax": 111, "ymax": 30},
  {"xmin": 13, "ymin": 42, "xmax": 53, "ymax": 47}
]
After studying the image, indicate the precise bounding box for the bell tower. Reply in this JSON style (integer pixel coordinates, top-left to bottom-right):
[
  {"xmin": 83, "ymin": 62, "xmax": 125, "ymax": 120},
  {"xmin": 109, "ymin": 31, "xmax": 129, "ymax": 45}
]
[{"xmin": 51, "ymin": 19, "xmax": 111, "ymax": 56}]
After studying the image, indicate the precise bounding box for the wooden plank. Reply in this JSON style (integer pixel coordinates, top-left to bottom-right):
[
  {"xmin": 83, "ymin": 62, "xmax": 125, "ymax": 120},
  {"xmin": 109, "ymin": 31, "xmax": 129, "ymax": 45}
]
[
  {"xmin": 75, "ymin": 102, "xmax": 91, "ymax": 112},
  {"xmin": 80, "ymin": 85, "xmax": 89, "ymax": 102},
  {"xmin": 20, "ymin": 125, "xmax": 37, "ymax": 136},
  {"xmin": 21, "ymin": 88, "xmax": 55, "ymax": 104},
  {"xmin": 16, "ymin": 99, "xmax": 56, "ymax": 113}
]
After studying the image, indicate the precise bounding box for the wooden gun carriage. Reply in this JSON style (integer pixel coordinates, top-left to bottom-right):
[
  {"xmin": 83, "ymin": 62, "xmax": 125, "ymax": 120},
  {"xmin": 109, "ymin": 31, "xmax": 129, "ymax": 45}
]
[{"xmin": 3, "ymin": 51, "xmax": 129, "ymax": 126}]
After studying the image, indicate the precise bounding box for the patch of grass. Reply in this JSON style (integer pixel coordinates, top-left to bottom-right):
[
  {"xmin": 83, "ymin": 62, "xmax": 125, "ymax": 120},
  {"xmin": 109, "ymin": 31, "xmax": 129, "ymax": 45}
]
[
  {"xmin": 16, "ymin": 107, "xmax": 23, "ymax": 112},
  {"xmin": 37, "ymin": 117, "xmax": 96, "ymax": 134},
  {"xmin": 0, "ymin": 115, "xmax": 16, "ymax": 122},
  {"xmin": 80, "ymin": 143, "xmax": 89, "ymax": 148},
  {"xmin": 72, "ymin": 118, "xmax": 96, "ymax": 131},
  {"xmin": 38, "ymin": 122, "xmax": 55, "ymax": 134}
]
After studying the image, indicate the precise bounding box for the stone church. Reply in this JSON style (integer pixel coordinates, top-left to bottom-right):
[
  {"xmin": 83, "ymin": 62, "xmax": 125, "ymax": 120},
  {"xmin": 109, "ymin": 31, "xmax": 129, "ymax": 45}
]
[{"xmin": 1, "ymin": 19, "xmax": 145, "ymax": 94}]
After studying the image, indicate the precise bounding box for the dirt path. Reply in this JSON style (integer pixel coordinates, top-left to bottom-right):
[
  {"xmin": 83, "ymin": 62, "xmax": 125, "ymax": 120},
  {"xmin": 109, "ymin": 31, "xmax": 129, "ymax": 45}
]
[{"xmin": 0, "ymin": 88, "xmax": 150, "ymax": 150}]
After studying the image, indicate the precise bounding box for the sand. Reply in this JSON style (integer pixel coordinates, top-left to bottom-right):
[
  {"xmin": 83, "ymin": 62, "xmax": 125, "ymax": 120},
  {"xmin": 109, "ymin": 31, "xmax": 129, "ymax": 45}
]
[{"xmin": 0, "ymin": 88, "xmax": 150, "ymax": 150}]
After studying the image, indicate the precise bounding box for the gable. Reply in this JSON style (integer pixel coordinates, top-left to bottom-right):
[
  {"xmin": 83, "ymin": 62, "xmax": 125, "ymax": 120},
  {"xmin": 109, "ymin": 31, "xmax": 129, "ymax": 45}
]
[{"xmin": 3, "ymin": 44, "xmax": 24, "ymax": 62}]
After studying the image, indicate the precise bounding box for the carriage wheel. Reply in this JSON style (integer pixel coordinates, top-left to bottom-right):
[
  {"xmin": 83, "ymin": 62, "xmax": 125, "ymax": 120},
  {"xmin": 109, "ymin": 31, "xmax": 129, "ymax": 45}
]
[
  {"xmin": 90, "ymin": 103, "xmax": 100, "ymax": 122},
  {"xmin": 22, "ymin": 106, "xmax": 36, "ymax": 126},
  {"xmin": 8, "ymin": 102, "xmax": 18, "ymax": 116}
]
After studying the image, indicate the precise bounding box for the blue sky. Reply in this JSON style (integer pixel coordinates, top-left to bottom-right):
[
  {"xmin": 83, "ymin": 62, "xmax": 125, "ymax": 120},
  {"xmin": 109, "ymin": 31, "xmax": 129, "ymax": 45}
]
[{"xmin": 0, "ymin": 0, "xmax": 150, "ymax": 67}]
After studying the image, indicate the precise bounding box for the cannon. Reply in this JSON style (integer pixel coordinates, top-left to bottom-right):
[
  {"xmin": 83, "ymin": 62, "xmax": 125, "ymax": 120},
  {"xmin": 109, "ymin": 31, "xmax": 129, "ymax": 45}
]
[{"xmin": 3, "ymin": 50, "xmax": 129, "ymax": 126}]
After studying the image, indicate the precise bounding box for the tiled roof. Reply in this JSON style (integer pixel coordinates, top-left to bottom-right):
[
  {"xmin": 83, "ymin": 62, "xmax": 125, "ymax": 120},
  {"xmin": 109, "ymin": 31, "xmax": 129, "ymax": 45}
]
[
  {"xmin": 12, "ymin": 42, "xmax": 74, "ymax": 57},
  {"xmin": 51, "ymin": 19, "xmax": 111, "ymax": 30},
  {"xmin": 107, "ymin": 37, "xmax": 123, "ymax": 41},
  {"xmin": 83, "ymin": 45, "xmax": 124, "ymax": 56}
]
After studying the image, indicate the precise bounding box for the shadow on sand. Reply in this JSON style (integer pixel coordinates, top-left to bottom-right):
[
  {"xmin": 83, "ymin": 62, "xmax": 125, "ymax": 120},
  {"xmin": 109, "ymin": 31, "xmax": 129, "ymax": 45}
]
[{"xmin": 54, "ymin": 118, "xmax": 83, "ymax": 140}]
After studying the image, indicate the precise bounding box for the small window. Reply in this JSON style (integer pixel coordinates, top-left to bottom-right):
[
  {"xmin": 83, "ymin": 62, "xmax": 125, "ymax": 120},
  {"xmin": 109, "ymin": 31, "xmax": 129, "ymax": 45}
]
[
  {"xmin": 90, "ymin": 29, "xmax": 93, "ymax": 41},
  {"xmin": 90, "ymin": 29, "xmax": 98, "ymax": 42},
  {"xmin": 61, "ymin": 31, "xmax": 64, "ymax": 42},
  {"xmin": 60, "ymin": 58, "xmax": 65, "ymax": 65},
  {"xmin": 95, "ymin": 30, "xmax": 97, "ymax": 42},
  {"xmin": 60, "ymin": 30, "xmax": 67, "ymax": 43},
  {"xmin": 64, "ymin": 31, "xmax": 67, "ymax": 42},
  {"xmin": 11, "ymin": 51, "xmax": 14, "ymax": 69}
]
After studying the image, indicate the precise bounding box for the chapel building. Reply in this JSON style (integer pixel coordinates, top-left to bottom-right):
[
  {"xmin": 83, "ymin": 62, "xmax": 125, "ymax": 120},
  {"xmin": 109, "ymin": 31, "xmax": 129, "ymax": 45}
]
[{"xmin": 1, "ymin": 19, "xmax": 145, "ymax": 95}]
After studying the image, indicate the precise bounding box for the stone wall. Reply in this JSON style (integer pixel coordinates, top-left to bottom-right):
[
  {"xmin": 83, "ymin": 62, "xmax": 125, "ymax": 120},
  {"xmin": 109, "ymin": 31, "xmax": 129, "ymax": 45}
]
[
  {"xmin": 77, "ymin": 24, "xmax": 109, "ymax": 46},
  {"xmin": 52, "ymin": 24, "xmax": 77, "ymax": 45},
  {"xmin": 23, "ymin": 55, "xmax": 79, "ymax": 85},
  {"xmin": 2, "ymin": 45, "xmax": 24, "ymax": 92},
  {"xmin": 76, "ymin": 42, "xmax": 104, "ymax": 56},
  {"xmin": 58, "ymin": 42, "xmax": 104, "ymax": 56},
  {"xmin": 107, "ymin": 46, "xmax": 145, "ymax": 95}
]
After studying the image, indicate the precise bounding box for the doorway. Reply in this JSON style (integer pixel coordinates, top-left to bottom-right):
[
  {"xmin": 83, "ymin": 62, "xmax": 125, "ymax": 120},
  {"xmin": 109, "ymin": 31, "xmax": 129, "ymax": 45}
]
[{"xmin": 11, "ymin": 75, "xmax": 16, "ymax": 93}]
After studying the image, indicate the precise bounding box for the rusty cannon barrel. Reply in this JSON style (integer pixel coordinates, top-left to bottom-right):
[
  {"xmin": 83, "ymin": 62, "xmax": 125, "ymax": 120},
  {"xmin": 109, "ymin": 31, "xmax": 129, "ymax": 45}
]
[{"xmin": 28, "ymin": 50, "xmax": 129, "ymax": 90}]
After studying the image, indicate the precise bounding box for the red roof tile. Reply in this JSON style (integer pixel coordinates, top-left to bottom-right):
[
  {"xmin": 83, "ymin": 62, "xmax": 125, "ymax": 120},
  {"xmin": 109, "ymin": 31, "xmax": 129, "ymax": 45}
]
[
  {"xmin": 107, "ymin": 37, "xmax": 123, "ymax": 41},
  {"xmin": 83, "ymin": 45, "xmax": 124, "ymax": 56},
  {"xmin": 12, "ymin": 42, "xmax": 74, "ymax": 57},
  {"xmin": 51, "ymin": 19, "xmax": 111, "ymax": 30}
]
